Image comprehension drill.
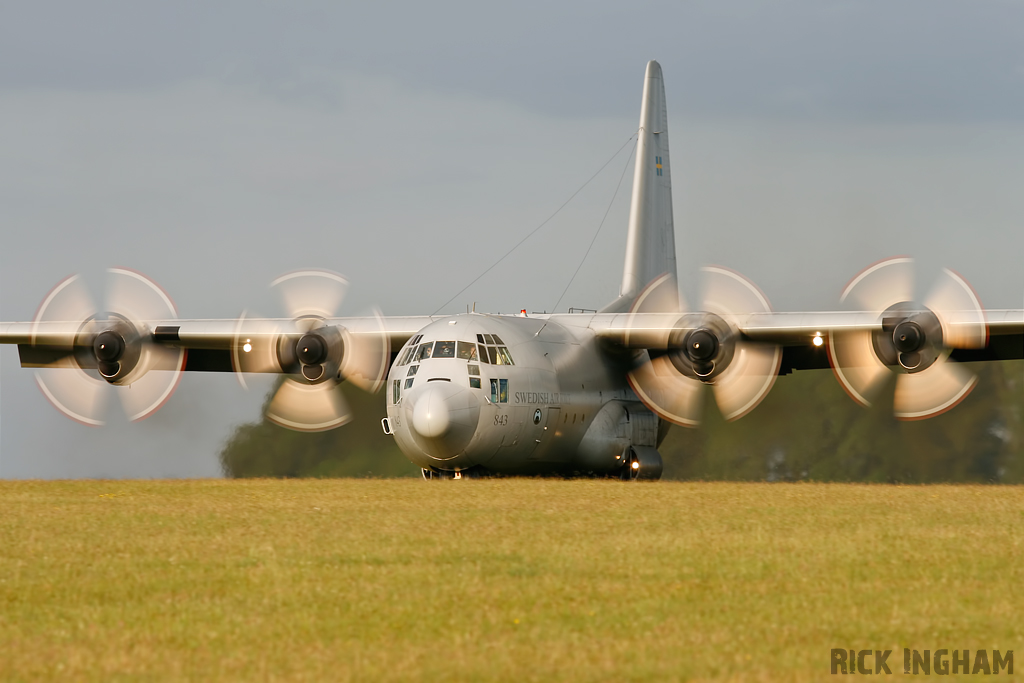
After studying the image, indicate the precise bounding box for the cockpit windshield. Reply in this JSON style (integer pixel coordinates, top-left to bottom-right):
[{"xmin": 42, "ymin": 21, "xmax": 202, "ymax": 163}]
[
  {"xmin": 456, "ymin": 341, "xmax": 478, "ymax": 361},
  {"xmin": 432, "ymin": 341, "xmax": 456, "ymax": 358},
  {"xmin": 415, "ymin": 342, "xmax": 434, "ymax": 361},
  {"xmin": 396, "ymin": 337, "xmax": 512, "ymax": 365}
]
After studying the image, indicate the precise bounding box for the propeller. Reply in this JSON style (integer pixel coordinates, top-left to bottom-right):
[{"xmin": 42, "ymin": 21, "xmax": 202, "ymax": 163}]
[
  {"xmin": 232, "ymin": 269, "xmax": 390, "ymax": 432},
  {"xmin": 626, "ymin": 267, "xmax": 782, "ymax": 426},
  {"xmin": 828, "ymin": 257, "xmax": 987, "ymax": 420},
  {"xmin": 30, "ymin": 268, "xmax": 185, "ymax": 426}
]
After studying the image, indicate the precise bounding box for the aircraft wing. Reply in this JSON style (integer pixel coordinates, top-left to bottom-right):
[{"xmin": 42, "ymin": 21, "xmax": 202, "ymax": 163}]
[
  {"xmin": 587, "ymin": 309, "xmax": 1024, "ymax": 352},
  {"xmin": 578, "ymin": 306, "xmax": 1024, "ymax": 424},
  {"xmin": 1, "ymin": 316, "xmax": 433, "ymax": 373},
  {"xmin": 0, "ymin": 313, "xmax": 434, "ymax": 430}
]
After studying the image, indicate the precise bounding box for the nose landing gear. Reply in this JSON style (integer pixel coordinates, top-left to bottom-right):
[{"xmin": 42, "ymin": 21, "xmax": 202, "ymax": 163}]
[{"xmin": 421, "ymin": 466, "xmax": 486, "ymax": 480}]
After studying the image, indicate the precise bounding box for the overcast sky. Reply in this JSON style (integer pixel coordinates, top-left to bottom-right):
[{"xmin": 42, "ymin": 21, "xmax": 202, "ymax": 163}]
[{"xmin": 2, "ymin": 0, "xmax": 1024, "ymax": 477}]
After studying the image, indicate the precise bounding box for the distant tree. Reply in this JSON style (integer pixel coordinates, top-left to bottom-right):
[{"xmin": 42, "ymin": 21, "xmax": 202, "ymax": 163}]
[
  {"xmin": 660, "ymin": 361, "xmax": 1024, "ymax": 483},
  {"xmin": 219, "ymin": 380, "xmax": 418, "ymax": 478},
  {"xmin": 222, "ymin": 363, "xmax": 1024, "ymax": 482}
]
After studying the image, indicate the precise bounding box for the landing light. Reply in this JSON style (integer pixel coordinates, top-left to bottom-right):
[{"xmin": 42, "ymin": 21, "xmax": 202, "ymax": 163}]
[
  {"xmin": 243, "ymin": 340, "xmax": 252, "ymax": 353},
  {"xmin": 632, "ymin": 461, "xmax": 640, "ymax": 470},
  {"xmin": 812, "ymin": 334, "xmax": 823, "ymax": 347}
]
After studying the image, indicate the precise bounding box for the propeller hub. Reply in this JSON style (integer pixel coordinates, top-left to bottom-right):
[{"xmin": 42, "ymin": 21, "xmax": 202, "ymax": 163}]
[
  {"xmin": 684, "ymin": 329, "xmax": 719, "ymax": 363},
  {"xmin": 94, "ymin": 330, "xmax": 126, "ymax": 363},
  {"xmin": 892, "ymin": 321, "xmax": 924, "ymax": 354},
  {"xmin": 296, "ymin": 334, "xmax": 328, "ymax": 366}
]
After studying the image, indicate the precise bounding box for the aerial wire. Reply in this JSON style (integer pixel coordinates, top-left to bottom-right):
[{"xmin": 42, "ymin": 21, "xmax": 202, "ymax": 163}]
[
  {"xmin": 551, "ymin": 136, "xmax": 637, "ymax": 314},
  {"xmin": 431, "ymin": 130, "xmax": 639, "ymax": 316}
]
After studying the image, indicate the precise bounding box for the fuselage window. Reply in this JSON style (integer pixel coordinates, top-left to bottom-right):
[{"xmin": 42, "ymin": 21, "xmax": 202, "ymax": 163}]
[
  {"xmin": 469, "ymin": 377, "xmax": 481, "ymax": 389},
  {"xmin": 392, "ymin": 379, "xmax": 401, "ymax": 404},
  {"xmin": 407, "ymin": 365, "xmax": 419, "ymax": 376},
  {"xmin": 496, "ymin": 347, "xmax": 514, "ymax": 365},
  {"xmin": 467, "ymin": 364, "xmax": 479, "ymax": 376},
  {"xmin": 490, "ymin": 379, "xmax": 499, "ymax": 403},
  {"xmin": 499, "ymin": 378, "xmax": 509, "ymax": 403},
  {"xmin": 415, "ymin": 342, "xmax": 433, "ymax": 362},
  {"xmin": 433, "ymin": 340, "xmax": 456, "ymax": 358},
  {"xmin": 457, "ymin": 341, "xmax": 478, "ymax": 361},
  {"xmin": 405, "ymin": 377, "xmax": 415, "ymax": 389}
]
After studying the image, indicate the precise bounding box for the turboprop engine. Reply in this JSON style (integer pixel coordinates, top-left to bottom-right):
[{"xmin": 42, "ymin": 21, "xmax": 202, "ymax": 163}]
[
  {"xmin": 21, "ymin": 268, "xmax": 185, "ymax": 425},
  {"xmin": 828, "ymin": 257, "xmax": 987, "ymax": 419},
  {"xmin": 231, "ymin": 270, "xmax": 390, "ymax": 431},
  {"xmin": 624, "ymin": 267, "xmax": 782, "ymax": 426}
]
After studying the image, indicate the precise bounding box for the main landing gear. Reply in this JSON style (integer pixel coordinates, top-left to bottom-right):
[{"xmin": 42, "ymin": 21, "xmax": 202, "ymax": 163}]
[{"xmin": 621, "ymin": 446, "xmax": 664, "ymax": 481}]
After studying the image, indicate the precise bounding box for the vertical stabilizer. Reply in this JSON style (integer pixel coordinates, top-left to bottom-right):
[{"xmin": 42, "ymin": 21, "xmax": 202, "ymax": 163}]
[{"xmin": 607, "ymin": 61, "xmax": 678, "ymax": 311}]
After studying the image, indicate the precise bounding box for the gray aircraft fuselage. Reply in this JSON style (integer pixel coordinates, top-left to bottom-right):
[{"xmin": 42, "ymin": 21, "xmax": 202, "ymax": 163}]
[{"xmin": 385, "ymin": 313, "xmax": 665, "ymax": 477}]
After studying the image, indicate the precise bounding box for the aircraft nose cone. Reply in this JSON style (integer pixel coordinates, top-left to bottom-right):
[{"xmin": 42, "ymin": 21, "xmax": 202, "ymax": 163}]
[
  {"xmin": 412, "ymin": 385, "xmax": 452, "ymax": 438},
  {"xmin": 404, "ymin": 380, "xmax": 481, "ymax": 462}
]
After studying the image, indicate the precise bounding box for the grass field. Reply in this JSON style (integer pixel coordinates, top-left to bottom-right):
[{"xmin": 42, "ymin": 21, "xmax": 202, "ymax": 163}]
[{"xmin": 1, "ymin": 480, "xmax": 1021, "ymax": 682}]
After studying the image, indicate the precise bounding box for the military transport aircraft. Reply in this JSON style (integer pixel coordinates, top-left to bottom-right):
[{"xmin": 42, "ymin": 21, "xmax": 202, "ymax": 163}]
[{"xmin": 2, "ymin": 61, "xmax": 1022, "ymax": 480}]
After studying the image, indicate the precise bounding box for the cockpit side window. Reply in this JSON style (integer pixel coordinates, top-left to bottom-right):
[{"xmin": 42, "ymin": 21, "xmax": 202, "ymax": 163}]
[
  {"xmin": 478, "ymin": 344, "xmax": 490, "ymax": 364},
  {"xmin": 496, "ymin": 347, "xmax": 514, "ymax": 365},
  {"xmin": 397, "ymin": 346, "xmax": 415, "ymax": 366},
  {"xmin": 432, "ymin": 341, "xmax": 456, "ymax": 358},
  {"xmin": 486, "ymin": 346, "xmax": 498, "ymax": 365},
  {"xmin": 415, "ymin": 342, "xmax": 433, "ymax": 361},
  {"xmin": 456, "ymin": 341, "xmax": 478, "ymax": 361}
]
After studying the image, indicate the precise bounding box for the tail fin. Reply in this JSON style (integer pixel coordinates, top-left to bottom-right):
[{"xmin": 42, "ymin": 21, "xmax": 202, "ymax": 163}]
[{"xmin": 603, "ymin": 61, "xmax": 678, "ymax": 312}]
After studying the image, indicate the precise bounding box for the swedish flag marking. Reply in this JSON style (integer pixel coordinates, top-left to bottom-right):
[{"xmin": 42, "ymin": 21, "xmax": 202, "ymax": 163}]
[{"xmin": 655, "ymin": 155, "xmax": 663, "ymax": 176}]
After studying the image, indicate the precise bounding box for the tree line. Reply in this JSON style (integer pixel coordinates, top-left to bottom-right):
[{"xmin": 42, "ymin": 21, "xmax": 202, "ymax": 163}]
[{"xmin": 221, "ymin": 361, "xmax": 1024, "ymax": 482}]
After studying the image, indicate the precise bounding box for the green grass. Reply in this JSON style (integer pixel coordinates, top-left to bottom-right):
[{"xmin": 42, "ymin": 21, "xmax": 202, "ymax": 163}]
[{"xmin": 1, "ymin": 480, "xmax": 1021, "ymax": 681}]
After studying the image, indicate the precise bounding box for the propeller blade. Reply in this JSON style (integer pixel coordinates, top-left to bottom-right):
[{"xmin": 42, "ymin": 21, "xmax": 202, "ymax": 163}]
[
  {"xmin": 34, "ymin": 363, "xmax": 109, "ymax": 427},
  {"xmin": 31, "ymin": 274, "xmax": 96, "ymax": 348},
  {"xmin": 266, "ymin": 379, "xmax": 352, "ymax": 432},
  {"xmin": 712, "ymin": 340, "xmax": 781, "ymax": 421},
  {"xmin": 894, "ymin": 360, "xmax": 977, "ymax": 420},
  {"xmin": 698, "ymin": 266, "xmax": 781, "ymax": 420},
  {"xmin": 31, "ymin": 275, "xmax": 107, "ymax": 424},
  {"xmin": 700, "ymin": 265, "xmax": 772, "ymax": 317},
  {"xmin": 624, "ymin": 273, "xmax": 685, "ymax": 349},
  {"xmin": 627, "ymin": 353, "xmax": 704, "ymax": 427},
  {"xmin": 923, "ymin": 268, "xmax": 987, "ymax": 349},
  {"xmin": 117, "ymin": 344, "xmax": 186, "ymax": 421},
  {"xmin": 840, "ymin": 257, "xmax": 914, "ymax": 311},
  {"xmin": 106, "ymin": 267, "xmax": 177, "ymax": 322},
  {"xmin": 340, "ymin": 308, "xmax": 391, "ymax": 393},
  {"xmin": 271, "ymin": 269, "xmax": 348, "ymax": 321},
  {"xmin": 105, "ymin": 268, "xmax": 184, "ymax": 417},
  {"xmin": 827, "ymin": 329, "xmax": 890, "ymax": 407}
]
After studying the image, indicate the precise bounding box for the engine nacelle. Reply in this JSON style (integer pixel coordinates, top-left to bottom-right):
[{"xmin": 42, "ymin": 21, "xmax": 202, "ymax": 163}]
[
  {"xmin": 71, "ymin": 314, "xmax": 147, "ymax": 385},
  {"xmin": 873, "ymin": 303, "xmax": 944, "ymax": 373},
  {"xmin": 276, "ymin": 324, "xmax": 345, "ymax": 384},
  {"xmin": 665, "ymin": 313, "xmax": 737, "ymax": 381}
]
